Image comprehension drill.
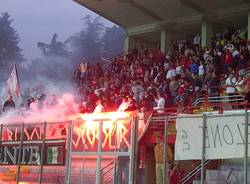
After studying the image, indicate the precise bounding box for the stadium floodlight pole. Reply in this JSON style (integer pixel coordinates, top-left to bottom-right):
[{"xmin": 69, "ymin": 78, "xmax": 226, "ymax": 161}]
[
  {"xmin": 39, "ymin": 121, "xmax": 47, "ymax": 184},
  {"xmin": 16, "ymin": 123, "xmax": 25, "ymax": 184},
  {"xmin": 65, "ymin": 121, "xmax": 73, "ymax": 184},
  {"xmin": 163, "ymin": 115, "xmax": 168, "ymax": 184},
  {"xmin": 96, "ymin": 121, "xmax": 103, "ymax": 184},
  {"xmin": 244, "ymin": 110, "xmax": 249, "ymax": 184},
  {"xmin": 201, "ymin": 113, "xmax": 207, "ymax": 184}
]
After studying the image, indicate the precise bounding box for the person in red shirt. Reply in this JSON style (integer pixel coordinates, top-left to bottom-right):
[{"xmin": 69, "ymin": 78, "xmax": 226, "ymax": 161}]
[
  {"xmin": 180, "ymin": 54, "xmax": 191, "ymax": 70},
  {"xmin": 175, "ymin": 79, "xmax": 188, "ymax": 105},
  {"xmin": 224, "ymin": 49, "xmax": 232, "ymax": 74}
]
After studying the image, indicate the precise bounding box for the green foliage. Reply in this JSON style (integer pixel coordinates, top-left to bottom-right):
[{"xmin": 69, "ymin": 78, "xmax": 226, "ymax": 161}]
[
  {"xmin": 37, "ymin": 33, "xmax": 70, "ymax": 57},
  {"xmin": 0, "ymin": 12, "xmax": 23, "ymax": 66},
  {"xmin": 67, "ymin": 15, "xmax": 104, "ymax": 61},
  {"xmin": 101, "ymin": 25, "xmax": 125, "ymax": 57}
]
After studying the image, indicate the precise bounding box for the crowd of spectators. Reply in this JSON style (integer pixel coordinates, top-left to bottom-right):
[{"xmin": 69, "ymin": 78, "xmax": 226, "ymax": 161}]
[{"xmin": 74, "ymin": 27, "xmax": 249, "ymax": 114}]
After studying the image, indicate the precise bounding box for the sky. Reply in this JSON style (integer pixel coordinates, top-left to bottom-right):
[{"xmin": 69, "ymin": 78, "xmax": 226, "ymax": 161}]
[{"xmin": 0, "ymin": 0, "xmax": 114, "ymax": 60}]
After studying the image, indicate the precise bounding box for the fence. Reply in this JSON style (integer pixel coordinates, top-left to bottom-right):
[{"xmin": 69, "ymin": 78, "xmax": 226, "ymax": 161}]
[
  {"xmin": 175, "ymin": 111, "xmax": 250, "ymax": 184},
  {"xmin": 0, "ymin": 111, "xmax": 141, "ymax": 184}
]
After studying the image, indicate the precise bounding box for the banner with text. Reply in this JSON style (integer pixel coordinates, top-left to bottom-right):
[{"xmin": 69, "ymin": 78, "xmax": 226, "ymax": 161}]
[{"xmin": 175, "ymin": 114, "xmax": 248, "ymax": 160}]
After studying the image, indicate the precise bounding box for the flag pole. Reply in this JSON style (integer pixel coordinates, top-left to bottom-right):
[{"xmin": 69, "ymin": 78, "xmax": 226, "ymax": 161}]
[{"xmin": 14, "ymin": 64, "xmax": 20, "ymax": 85}]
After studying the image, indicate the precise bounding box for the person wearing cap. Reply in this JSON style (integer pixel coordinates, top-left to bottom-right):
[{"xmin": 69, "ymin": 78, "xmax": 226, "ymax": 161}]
[{"xmin": 154, "ymin": 136, "xmax": 173, "ymax": 184}]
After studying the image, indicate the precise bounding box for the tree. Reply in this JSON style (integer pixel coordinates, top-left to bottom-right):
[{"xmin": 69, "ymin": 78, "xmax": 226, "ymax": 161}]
[
  {"xmin": 101, "ymin": 25, "xmax": 125, "ymax": 57},
  {"xmin": 0, "ymin": 12, "xmax": 23, "ymax": 74},
  {"xmin": 26, "ymin": 34, "xmax": 73, "ymax": 82},
  {"xmin": 37, "ymin": 33, "xmax": 70, "ymax": 57},
  {"xmin": 67, "ymin": 15, "xmax": 103, "ymax": 61}
]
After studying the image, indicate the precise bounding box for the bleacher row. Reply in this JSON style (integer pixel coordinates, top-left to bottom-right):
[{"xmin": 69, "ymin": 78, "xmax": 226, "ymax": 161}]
[{"xmin": 74, "ymin": 27, "xmax": 249, "ymax": 114}]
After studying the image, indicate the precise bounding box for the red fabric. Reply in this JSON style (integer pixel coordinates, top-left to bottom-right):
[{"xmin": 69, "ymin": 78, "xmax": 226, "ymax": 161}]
[
  {"xmin": 243, "ymin": 79, "xmax": 250, "ymax": 86},
  {"xmin": 169, "ymin": 169, "xmax": 184, "ymax": 184},
  {"xmin": 178, "ymin": 84, "xmax": 188, "ymax": 95},
  {"xmin": 225, "ymin": 52, "xmax": 232, "ymax": 65},
  {"xmin": 181, "ymin": 56, "xmax": 190, "ymax": 69}
]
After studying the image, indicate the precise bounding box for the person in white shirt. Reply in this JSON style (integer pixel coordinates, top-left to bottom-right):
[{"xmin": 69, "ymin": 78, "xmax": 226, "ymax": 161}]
[
  {"xmin": 175, "ymin": 61, "xmax": 183, "ymax": 76},
  {"xmin": 225, "ymin": 72, "xmax": 237, "ymax": 95},
  {"xmin": 93, "ymin": 99, "xmax": 104, "ymax": 113},
  {"xmin": 198, "ymin": 61, "xmax": 205, "ymax": 78},
  {"xmin": 236, "ymin": 76, "xmax": 244, "ymax": 92},
  {"xmin": 166, "ymin": 66, "xmax": 176, "ymax": 79},
  {"xmin": 118, "ymin": 97, "xmax": 129, "ymax": 112},
  {"xmin": 193, "ymin": 34, "xmax": 201, "ymax": 45},
  {"xmin": 154, "ymin": 92, "xmax": 165, "ymax": 113}
]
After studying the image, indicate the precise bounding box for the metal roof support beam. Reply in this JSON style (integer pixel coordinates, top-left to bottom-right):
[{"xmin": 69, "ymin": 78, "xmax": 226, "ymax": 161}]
[
  {"xmin": 118, "ymin": 0, "xmax": 164, "ymax": 21},
  {"xmin": 180, "ymin": 0, "xmax": 205, "ymax": 13}
]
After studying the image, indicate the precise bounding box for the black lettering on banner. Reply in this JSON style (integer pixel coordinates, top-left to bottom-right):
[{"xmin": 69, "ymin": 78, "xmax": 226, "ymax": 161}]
[
  {"xmin": 223, "ymin": 125, "xmax": 233, "ymax": 145},
  {"xmin": 237, "ymin": 123, "xmax": 245, "ymax": 145},
  {"xmin": 211, "ymin": 124, "xmax": 223, "ymax": 148},
  {"xmin": 181, "ymin": 130, "xmax": 190, "ymax": 151}
]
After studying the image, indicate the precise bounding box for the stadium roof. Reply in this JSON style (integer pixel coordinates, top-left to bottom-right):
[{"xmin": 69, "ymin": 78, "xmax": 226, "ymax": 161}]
[{"xmin": 74, "ymin": 0, "xmax": 250, "ymax": 31}]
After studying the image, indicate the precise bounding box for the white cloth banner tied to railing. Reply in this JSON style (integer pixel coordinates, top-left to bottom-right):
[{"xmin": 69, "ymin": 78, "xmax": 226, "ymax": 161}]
[{"xmin": 175, "ymin": 113, "xmax": 248, "ymax": 160}]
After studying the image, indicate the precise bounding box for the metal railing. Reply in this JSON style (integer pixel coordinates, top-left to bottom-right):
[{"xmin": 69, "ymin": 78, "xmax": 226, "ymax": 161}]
[
  {"xmin": 101, "ymin": 161, "xmax": 115, "ymax": 184},
  {"xmin": 191, "ymin": 85, "xmax": 244, "ymax": 107},
  {"xmin": 180, "ymin": 160, "xmax": 213, "ymax": 184}
]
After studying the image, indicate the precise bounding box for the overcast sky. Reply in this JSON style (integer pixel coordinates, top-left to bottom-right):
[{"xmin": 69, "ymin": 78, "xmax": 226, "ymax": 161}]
[{"xmin": 0, "ymin": 0, "xmax": 113, "ymax": 60}]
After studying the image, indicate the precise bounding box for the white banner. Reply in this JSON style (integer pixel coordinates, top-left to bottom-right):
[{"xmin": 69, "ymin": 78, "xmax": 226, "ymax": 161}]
[{"xmin": 175, "ymin": 114, "xmax": 247, "ymax": 160}]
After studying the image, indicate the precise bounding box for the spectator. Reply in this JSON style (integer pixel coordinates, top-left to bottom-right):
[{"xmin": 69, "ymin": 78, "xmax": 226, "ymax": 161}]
[
  {"xmin": 238, "ymin": 54, "xmax": 247, "ymax": 76},
  {"xmin": 189, "ymin": 59, "xmax": 198, "ymax": 74},
  {"xmin": 118, "ymin": 96, "xmax": 129, "ymax": 112},
  {"xmin": 154, "ymin": 136, "xmax": 173, "ymax": 184},
  {"xmin": 166, "ymin": 65, "xmax": 176, "ymax": 79},
  {"xmin": 154, "ymin": 92, "xmax": 165, "ymax": 113},
  {"xmin": 208, "ymin": 72, "xmax": 220, "ymax": 96},
  {"xmin": 125, "ymin": 96, "xmax": 137, "ymax": 111},
  {"xmin": 225, "ymin": 71, "xmax": 237, "ymax": 95},
  {"xmin": 198, "ymin": 61, "xmax": 205, "ymax": 78},
  {"xmin": 3, "ymin": 95, "xmax": 15, "ymax": 112},
  {"xmin": 169, "ymin": 77, "xmax": 179, "ymax": 105},
  {"xmin": 93, "ymin": 99, "xmax": 104, "ymax": 113},
  {"xmin": 224, "ymin": 48, "xmax": 232, "ymax": 73}
]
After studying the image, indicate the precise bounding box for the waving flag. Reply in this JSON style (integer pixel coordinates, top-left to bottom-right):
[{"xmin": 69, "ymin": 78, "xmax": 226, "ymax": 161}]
[{"xmin": 1, "ymin": 64, "xmax": 22, "ymax": 107}]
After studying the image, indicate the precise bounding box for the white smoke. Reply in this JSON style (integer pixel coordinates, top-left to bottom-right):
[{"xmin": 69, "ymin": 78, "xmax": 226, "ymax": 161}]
[
  {"xmin": 0, "ymin": 54, "xmax": 82, "ymax": 125},
  {"xmin": 0, "ymin": 93, "xmax": 80, "ymax": 125}
]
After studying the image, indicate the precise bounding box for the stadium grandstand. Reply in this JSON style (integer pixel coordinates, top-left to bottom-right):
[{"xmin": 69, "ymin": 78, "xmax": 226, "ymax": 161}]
[
  {"xmin": 0, "ymin": 1, "xmax": 250, "ymax": 184},
  {"xmin": 72, "ymin": 0, "xmax": 250, "ymax": 184}
]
